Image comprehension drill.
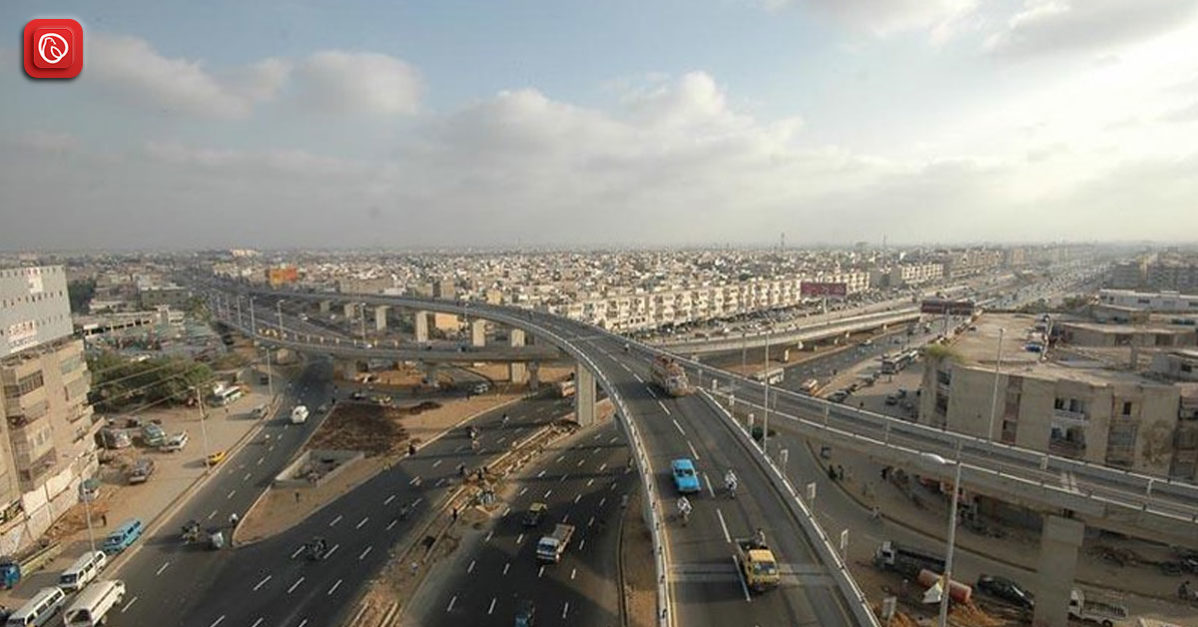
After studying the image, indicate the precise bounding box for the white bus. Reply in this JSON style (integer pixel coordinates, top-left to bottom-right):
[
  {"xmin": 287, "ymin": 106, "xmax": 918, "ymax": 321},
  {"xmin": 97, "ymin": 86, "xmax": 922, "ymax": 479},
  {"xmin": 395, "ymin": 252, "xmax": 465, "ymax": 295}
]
[
  {"xmin": 63, "ymin": 579, "xmax": 126, "ymax": 627},
  {"xmin": 210, "ymin": 385, "xmax": 244, "ymax": 406},
  {"xmin": 752, "ymin": 368, "xmax": 785, "ymax": 386}
]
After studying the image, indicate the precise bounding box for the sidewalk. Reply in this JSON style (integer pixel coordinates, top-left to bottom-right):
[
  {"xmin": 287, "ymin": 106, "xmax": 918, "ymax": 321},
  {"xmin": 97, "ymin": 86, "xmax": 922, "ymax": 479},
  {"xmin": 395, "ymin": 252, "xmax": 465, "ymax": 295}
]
[
  {"xmin": 811, "ymin": 363, "xmax": 1198, "ymax": 612},
  {"xmin": 0, "ymin": 379, "xmax": 278, "ymax": 607}
]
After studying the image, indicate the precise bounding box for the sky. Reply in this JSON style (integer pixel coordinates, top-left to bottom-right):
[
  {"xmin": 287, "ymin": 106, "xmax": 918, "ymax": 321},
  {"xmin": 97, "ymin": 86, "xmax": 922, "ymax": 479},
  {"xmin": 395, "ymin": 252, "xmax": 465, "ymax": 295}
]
[{"xmin": 2, "ymin": 0, "xmax": 1197, "ymax": 250}]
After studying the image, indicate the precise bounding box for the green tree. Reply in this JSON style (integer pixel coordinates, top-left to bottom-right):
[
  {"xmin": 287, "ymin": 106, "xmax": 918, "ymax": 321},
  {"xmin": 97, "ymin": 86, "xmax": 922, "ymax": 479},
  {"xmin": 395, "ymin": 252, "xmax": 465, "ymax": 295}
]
[{"xmin": 67, "ymin": 279, "xmax": 96, "ymax": 314}]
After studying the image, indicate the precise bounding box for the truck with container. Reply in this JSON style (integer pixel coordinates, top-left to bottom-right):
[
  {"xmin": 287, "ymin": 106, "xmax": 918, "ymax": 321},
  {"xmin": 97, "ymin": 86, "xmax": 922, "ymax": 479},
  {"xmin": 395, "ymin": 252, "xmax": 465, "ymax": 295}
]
[
  {"xmin": 735, "ymin": 534, "xmax": 780, "ymax": 592},
  {"xmin": 535, "ymin": 524, "xmax": 575, "ymax": 563},
  {"xmin": 290, "ymin": 405, "xmax": 309, "ymax": 425},
  {"xmin": 651, "ymin": 356, "xmax": 692, "ymax": 397},
  {"xmin": 874, "ymin": 540, "xmax": 946, "ymax": 578},
  {"xmin": 1069, "ymin": 589, "xmax": 1131, "ymax": 626}
]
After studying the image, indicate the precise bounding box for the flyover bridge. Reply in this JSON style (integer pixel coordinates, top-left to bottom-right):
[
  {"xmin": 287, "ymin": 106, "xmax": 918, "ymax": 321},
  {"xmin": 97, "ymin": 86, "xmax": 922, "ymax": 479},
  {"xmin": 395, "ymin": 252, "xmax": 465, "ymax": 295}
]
[
  {"xmin": 199, "ymin": 277, "xmax": 1198, "ymax": 627},
  {"xmin": 659, "ymin": 308, "xmax": 922, "ymax": 355},
  {"xmin": 195, "ymin": 277, "xmax": 880, "ymax": 627}
]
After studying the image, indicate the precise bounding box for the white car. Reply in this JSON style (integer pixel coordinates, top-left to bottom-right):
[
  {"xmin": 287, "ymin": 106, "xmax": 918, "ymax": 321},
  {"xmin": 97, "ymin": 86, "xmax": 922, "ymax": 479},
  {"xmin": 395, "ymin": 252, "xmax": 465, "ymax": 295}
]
[{"xmin": 160, "ymin": 432, "xmax": 189, "ymax": 452}]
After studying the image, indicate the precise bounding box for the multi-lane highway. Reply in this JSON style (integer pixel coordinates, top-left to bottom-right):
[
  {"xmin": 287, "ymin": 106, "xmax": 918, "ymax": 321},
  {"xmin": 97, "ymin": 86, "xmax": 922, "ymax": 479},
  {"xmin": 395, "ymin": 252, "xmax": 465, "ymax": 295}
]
[{"xmin": 409, "ymin": 419, "xmax": 632, "ymax": 627}]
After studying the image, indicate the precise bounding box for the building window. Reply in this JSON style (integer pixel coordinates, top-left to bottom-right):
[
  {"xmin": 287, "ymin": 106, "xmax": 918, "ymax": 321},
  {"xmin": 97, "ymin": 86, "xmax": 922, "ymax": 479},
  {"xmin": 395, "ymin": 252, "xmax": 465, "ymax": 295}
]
[{"xmin": 1122, "ymin": 401, "xmax": 1133, "ymax": 416}]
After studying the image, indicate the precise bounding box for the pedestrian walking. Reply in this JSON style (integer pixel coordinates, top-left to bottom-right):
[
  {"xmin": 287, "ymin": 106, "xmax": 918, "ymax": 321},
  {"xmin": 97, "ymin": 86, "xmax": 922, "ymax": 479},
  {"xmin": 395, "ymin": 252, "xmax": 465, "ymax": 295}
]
[
  {"xmin": 101, "ymin": 513, "xmax": 108, "ymax": 526},
  {"xmin": 837, "ymin": 465, "xmax": 845, "ymax": 480},
  {"xmin": 827, "ymin": 465, "xmax": 837, "ymax": 480},
  {"xmin": 451, "ymin": 507, "xmax": 459, "ymax": 522},
  {"xmin": 294, "ymin": 491, "xmax": 301, "ymax": 503}
]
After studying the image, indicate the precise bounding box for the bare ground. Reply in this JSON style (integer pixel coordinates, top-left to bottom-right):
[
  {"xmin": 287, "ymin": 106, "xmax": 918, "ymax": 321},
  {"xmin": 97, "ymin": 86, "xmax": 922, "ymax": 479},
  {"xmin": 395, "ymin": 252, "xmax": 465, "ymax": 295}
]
[{"xmin": 621, "ymin": 487, "xmax": 655, "ymax": 627}]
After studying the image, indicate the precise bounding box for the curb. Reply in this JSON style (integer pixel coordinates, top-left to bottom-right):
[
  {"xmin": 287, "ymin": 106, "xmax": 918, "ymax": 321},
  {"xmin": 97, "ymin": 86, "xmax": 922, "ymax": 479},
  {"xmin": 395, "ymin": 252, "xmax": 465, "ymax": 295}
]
[
  {"xmin": 234, "ymin": 393, "xmax": 533, "ymax": 547},
  {"xmin": 107, "ymin": 392, "xmax": 279, "ymax": 575},
  {"xmin": 616, "ymin": 484, "xmax": 632, "ymax": 627},
  {"xmin": 794, "ymin": 434, "xmax": 1189, "ymax": 604}
]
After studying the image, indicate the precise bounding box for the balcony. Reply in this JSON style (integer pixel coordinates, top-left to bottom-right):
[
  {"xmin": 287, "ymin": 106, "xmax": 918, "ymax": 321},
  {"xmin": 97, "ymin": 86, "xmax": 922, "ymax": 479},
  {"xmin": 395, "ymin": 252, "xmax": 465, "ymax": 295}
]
[{"xmin": 1052, "ymin": 408, "xmax": 1089, "ymax": 424}]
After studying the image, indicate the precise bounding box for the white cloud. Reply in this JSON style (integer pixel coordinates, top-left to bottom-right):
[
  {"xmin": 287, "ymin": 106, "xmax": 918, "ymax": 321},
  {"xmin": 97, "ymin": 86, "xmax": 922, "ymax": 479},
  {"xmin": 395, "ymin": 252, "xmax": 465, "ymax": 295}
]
[
  {"xmin": 293, "ymin": 51, "xmax": 423, "ymax": 115},
  {"xmin": 86, "ymin": 34, "xmax": 287, "ymax": 119},
  {"xmin": 770, "ymin": 0, "xmax": 978, "ymax": 39},
  {"xmin": 985, "ymin": 0, "xmax": 1198, "ymax": 57}
]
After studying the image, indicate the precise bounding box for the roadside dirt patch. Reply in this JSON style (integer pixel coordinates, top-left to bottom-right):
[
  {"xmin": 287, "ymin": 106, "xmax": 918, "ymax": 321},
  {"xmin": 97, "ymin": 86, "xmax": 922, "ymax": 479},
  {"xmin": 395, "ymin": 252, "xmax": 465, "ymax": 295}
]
[
  {"xmin": 306, "ymin": 403, "xmax": 408, "ymax": 457},
  {"xmin": 621, "ymin": 486, "xmax": 655, "ymax": 627},
  {"xmin": 235, "ymin": 456, "xmax": 385, "ymax": 544}
]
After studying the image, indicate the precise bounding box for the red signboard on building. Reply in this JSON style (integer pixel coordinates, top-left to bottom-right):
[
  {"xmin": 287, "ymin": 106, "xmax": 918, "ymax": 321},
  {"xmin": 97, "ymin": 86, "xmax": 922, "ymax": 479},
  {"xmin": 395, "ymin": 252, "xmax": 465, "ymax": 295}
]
[
  {"xmin": 921, "ymin": 299, "xmax": 975, "ymax": 316},
  {"xmin": 801, "ymin": 282, "xmax": 848, "ymax": 298}
]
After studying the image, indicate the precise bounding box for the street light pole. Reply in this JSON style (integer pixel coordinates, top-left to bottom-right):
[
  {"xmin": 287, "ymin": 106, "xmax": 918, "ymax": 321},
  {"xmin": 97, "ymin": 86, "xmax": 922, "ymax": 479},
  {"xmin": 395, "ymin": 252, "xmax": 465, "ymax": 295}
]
[
  {"xmin": 276, "ymin": 300, "xmax": 284, "ymax": 333},
  {"xmin": 762, "ymin": 327, "xmax": 771, "ymax": 454},
  {"xmin": 81, "ymin": 488, "xmax": 96, "ymax": 552},
  {"xmin": 937, "ymin": 459, "xmax": 963, "ymax": 627},
  {"xmin": 194, "ymin": 386, "xmax": 212, "ymax": 475},
  {"xmin": 249, "ymin": 296, "xmax": 256, "ymax": 337},
  {"xmin": 986, "ymin": 327, "xmax": 1005, "ymax": 441}
]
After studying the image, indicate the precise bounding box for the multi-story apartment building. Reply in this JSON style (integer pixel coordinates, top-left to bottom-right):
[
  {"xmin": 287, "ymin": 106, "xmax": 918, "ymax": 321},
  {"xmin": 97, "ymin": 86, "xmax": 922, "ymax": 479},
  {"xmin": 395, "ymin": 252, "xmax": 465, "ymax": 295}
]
[
  {"xmin": 920, "ymin": 313, "xmax": 1196, "ymax": 480},
  {"xmin": 937, "ymin": 249, "xmax": 1004, "ymax": 279},
  {"xmin": 137, "ymin": 284, "xmax": 192, "ymax": 310},
  {"xmin": 0, "ymin": 266, "xmax": 100, "ymax": 551},
  {"xmin": 1098, "ymin": 289, "xmax": 1198, "ymax": 312},
  {"xmin": 886, "ymin": 263, "xmax": 944, "ymax": 287}
]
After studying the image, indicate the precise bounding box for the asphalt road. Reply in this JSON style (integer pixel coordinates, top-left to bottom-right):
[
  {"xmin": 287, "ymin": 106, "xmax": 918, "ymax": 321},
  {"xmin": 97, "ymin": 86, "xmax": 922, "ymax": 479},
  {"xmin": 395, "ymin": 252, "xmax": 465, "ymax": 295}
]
[
  {"xmin": 410, "ymin": 419, "xmax": 632, "ymax": 627},
  {"xmin": 116, "ymin": 367, "xmax": 575, "ymax": 627},
  {"xmin": 111, "ymin": 357, "xmax": 335, "ymax": 625}
]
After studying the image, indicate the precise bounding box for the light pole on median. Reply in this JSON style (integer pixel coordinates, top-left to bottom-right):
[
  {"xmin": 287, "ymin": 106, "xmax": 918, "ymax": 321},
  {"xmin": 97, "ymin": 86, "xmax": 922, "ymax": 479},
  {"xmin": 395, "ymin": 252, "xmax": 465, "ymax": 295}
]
[
  {"xmin": 985, "ymin": 327, "xmax": 1005, "ymax": 441},
  {"xmin": 923, "ymin": 452, "xmax": 962, "ymax": 627},
  {"xmin": 193, "ymin": 385, "xmax": 212, "ymax": 475},
  {"xmin": 762, "ymin": 326, "xmax": 771, "ymax": 454}
]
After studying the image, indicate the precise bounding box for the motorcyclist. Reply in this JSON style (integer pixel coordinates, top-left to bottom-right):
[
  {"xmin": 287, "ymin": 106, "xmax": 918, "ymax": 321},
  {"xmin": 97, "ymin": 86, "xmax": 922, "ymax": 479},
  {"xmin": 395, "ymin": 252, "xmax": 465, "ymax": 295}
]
[
  {"xmin": 724, "ymin": 470, "xmax": 738, "ymax": 497},
  {"xmin": 229, "ymin": 512, "xmax": 240, "ymax": 527},
  {"xmin": 501, "ymin": 413, "xmax": 510, "ymax": 428},
  {"xmin": 677, "ymin": 496, "xmax": 692, "ymax": 525}
]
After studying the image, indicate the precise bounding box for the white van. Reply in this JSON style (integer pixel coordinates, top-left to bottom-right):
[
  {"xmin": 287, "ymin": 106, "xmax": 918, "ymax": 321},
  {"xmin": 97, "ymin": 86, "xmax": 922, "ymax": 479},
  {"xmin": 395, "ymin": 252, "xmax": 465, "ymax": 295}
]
[
  {"xmin": 57, "ymin": 550, "xmax": 107, "ymax": 592},
  {"xmin": 290, "ymin": 405, "xmax": 309, "ymax": 424},
  {"xmin": 5, "ymin": 586, "xmax": 66, "ymax": 626},
  {"xmin": 62, "ymin": 579, "xmax": 125, "ymax": 627}
]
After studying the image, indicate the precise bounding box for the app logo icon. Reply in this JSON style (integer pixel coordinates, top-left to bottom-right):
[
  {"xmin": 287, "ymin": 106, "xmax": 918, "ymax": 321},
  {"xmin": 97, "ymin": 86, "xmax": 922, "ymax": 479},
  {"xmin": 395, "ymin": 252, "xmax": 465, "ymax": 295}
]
[{"xmin": 23, "ymin": 19, "xmax": 83, "ymax": 79}]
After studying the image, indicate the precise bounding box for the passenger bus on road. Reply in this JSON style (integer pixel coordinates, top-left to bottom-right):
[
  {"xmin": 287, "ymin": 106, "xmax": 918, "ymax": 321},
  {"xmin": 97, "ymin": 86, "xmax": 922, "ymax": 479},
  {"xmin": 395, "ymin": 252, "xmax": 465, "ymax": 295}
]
[
  {"xmin": 752, "ymin": 368, "xmax": 784, "ymax": 385},
  {"xmin": 210, "ymin": 385, "xmax": 244, "ymax": 406},
  {"xmin": 880, "ymin": 350, "xmax": 918, "ymax": 374}
]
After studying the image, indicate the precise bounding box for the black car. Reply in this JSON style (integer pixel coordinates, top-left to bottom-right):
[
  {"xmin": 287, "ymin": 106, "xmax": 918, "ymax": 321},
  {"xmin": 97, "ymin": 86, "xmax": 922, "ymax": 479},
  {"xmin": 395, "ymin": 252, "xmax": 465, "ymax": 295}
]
[{"xmin": 975, "ymin": 574, "xmax": 1034, "ymax": 610}]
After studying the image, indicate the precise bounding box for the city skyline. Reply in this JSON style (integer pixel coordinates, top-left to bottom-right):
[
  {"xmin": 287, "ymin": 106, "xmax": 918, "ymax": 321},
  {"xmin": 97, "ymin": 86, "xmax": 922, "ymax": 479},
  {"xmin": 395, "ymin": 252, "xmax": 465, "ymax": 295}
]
[{"xmin": 3, "ymin": 0, "xmax": 1197, "ymax": 249}]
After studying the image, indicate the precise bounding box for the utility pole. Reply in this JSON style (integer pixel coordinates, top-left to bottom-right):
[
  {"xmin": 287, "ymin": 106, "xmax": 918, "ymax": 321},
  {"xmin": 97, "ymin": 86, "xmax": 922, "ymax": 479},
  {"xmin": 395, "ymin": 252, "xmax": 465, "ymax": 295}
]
[
  {"xmin": 762, "ymin": 327, "xmax": 771, "ymax": 454},
  {"xmin": 194, "ymin": 386, "xmax": 212, "ymax": 474}
]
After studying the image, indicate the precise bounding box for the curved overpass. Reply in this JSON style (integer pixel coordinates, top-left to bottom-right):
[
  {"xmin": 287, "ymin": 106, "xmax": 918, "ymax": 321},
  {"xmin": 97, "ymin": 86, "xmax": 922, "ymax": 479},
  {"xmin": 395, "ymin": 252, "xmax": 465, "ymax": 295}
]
[{"xmin": 194, "ymin": 277, "xmax": 880, "ymax": 627}]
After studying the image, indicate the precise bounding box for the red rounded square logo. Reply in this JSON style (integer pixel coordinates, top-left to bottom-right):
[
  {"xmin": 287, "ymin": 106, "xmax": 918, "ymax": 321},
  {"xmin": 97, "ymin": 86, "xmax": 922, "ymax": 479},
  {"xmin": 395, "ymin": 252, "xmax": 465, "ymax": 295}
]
[{"xmin": 23, "ymin": 19, "xmax": 83, "ymax": 79}]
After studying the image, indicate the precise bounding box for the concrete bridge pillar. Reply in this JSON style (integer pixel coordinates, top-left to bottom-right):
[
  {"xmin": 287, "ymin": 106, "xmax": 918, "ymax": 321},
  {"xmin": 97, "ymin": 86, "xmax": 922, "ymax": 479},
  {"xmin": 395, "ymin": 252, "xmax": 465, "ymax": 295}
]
[
  {"xmin": 319, "ymin": 300, "xmax": 331, "ymax": 314},
  {"xmin": 471, "ymin": 319, "xmax": 487, "ymax": 347},
  {"xmin": 527, "ymin": 361, "xmax": 540, "ymax": 391},
  {"xmin": 414, "ymin": 311, "xmax": 429, "ymax": 342},
  {"xmin": 343, "ymin": 303, "xmax": 357, "ymax": 319},
  {"xmin": 374, "ymin": 306, "xmax": 388, "ymax": 332},
  {"xmin": 575, "ymin": 365, "xmax": 596, "ymax": 427},
  {"xmin": 509, "ymin": 329, "xmax": 528, "ymax": 384},
  {"xmin": 1032, "ymin": 515, "xmax": 1085, "ymax": 627}
]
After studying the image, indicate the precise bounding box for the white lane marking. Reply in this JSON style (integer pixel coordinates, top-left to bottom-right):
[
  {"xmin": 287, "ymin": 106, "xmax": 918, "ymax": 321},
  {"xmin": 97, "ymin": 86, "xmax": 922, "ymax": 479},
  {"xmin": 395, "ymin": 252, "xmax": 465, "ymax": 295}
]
[
  {"xmin": 562, "ymin": 602, "xmax": 570, "ymax": 619},
  {"xmin": 733, "ymin": 556, "xmax": 752, "ymax": 601},
  {"xmin": 609, "ymin": 436, "xmax": 618, "ymax": 444},
  {"xmin": 410, "ymin": 476, "xmax": 422, "ymax": 486},
  {"xmin": 586, "ymin": 478, "xmax": 594, "ymax": 487},
  {"xmin": 268, "ymin": 445, "xmax": 275, "ymax": 452},
  {"xmin": 446, "ymin": 595, "xmax": 458, "ymax": 612},
  {"xmin": 658, "ymin": 401, "xmax": 671, "ymax": 415},
  {"xmin": 384, "ymin": 494, "xmax": 396, "ymax": 505},
  {"xmin": 503, "ymin": 562, "xmax": 510, "ymax": 575},
  {"xmin": 436, "ymin": 478, "xmax": 446, "ymax": 487},
  {"xmin": 386, "ymin": 519, "xmax": 398, "ymax": 531},
  {"xmin": 253, "ymin": 575, "xmax": 272, "ymax": 591},
  {"xmin": 327, "ymin": 579, "xmax": 342, "ymax": 596},
  {"xmin": 716, "ymin": 508, "xmax": 732, "ymax": 543},
  {"xmin": 325, "ymin": 544, "xmax": 340, "ymax": 559},
  {"xmin": 588, "ymin": 516, "xmax": 595, "ymax": 527},
  {"xmin": 537, "ymin": 470, "xmax": 546, "ymax": 478},
  {"xmin": 633, "ymin": 373, "xmax": 644, "ymax": 383},
  {"xmin": 226, "ymin": 490, "xmax": 237, "ymax": 500},
  {"xmin": 576, "ymin": 459, "xmax": 585, "ymax": 468},
  {"xmin": 488, "ymin": 598, "xmax": 497, "ymax": 615},
  {"xmin": 208, "ymin": 510, "xmax": 218, "ymax": 520},
  {"xmin": 297, "ymin": 620, "xmax": 308, "ymax": 627},
  {"xmin": 468, "ymin": 560, "xmax": 476, "ymax": 574},
  {"xmin": 571, "ymin": 568, "xmax": 577, "ymax": 580},
  {"xmin": 251, "ymin": 618, "xmax": 263, "ymax": 627},
  {"xmin": 555, "ymin": 455, "xmax": 565, "ymax": 463},
  {"xmin": 599, "ymin": 497, "xmax": 607, "ymax": 507},
  {"xmin": 329, "ymin": 514, "xmax": 343, "ymax": 527},
  {"xmin": 291, "ymin": 546, "xmax": 305, "ymax": 559},
  {"xmin": 574, "ymin": 494, "xmax": 581, "ymax": 504},
  {"xmin": 538, "ymin": 565, "xmax": 545, "ymax": 578},
  {"xmin": 544, "ymin": 489, "xmax": 553, "ymax": 498},
  {"xmin": 287, "ymin": 577, "xmax": 304, "ymax": 594},
  {"xmin": 560, "ymin": 473, "xmax": 569, "ymax": 483},
  {"xmin": 671, "ymin": 419, "xmax": 685, "ymax": 435},
  {"xmin": 687, "ymin": 440, "xmax": 701, "ymax": 461},
  {"xmin": 516, "ymin": 533, "xmax": 524, "ymax": 545},
  {"xmin": 519, "ymin": 487, "xmax": 529, "ymax": 496},
  {"xmin": 356, "ymin": 516, "xmax": 369, "ymax": 529},
  {"xmin": 497, "ymin": 437, "xmax": 507, "ymax": 445},
  {"xmin": 432, "ymin": 459, "xmax": 442, "ymax": 468},
  {"xmin": 579, "ymin": 539, "xmax": 586, "ymax": 550},
  {"xmin": 647, "ymin": 388, "xmax": 658, "ymax": 399},
  {"xmin": 120, "ymin": 596, "xmax": 138, "ymax": 612},
  {"xmin": 243, "ymin": 472, "xmax": 252, "ymax": 482},
  {"xmin": 599, "ymin": 463, "xmax": 607, "ymax": 472},
  {"xmin": 256, "ymin": 457, "xmax": 264, "ymax": 466},
  {"xmin": 359, "ymin": 546, "xmax": 373, "ymax": 560},
  {"xmin": 485, "ymin": 531, "xmax": 493, "ymax": 542},
  {"xmin": 563, "ymin": 514, "xmax": 570, "ymax": 523},
  {"xmin": 208, "ymin": 616, "xmax": 225, "ymax": 627},
  {"xmin": 155, "ymin": 562, "xmax": 170, "ymax": 576}
]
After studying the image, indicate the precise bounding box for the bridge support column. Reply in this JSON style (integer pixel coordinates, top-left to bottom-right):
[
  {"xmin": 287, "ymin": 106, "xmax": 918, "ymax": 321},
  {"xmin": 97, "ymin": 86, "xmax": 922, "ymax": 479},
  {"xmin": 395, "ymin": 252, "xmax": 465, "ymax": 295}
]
[
  {"xmin": 319, "ymin": 300, "xmax": 331, "ymax": 315},
  {"xmin": 343, "ymin": 303, "xmax": 357, "ymax": 319},
  {"xmin": 575, "ymin": 366, "xmax": 596, "ymax": 427},
  {"xmin": 509, "ymin": 329, "xmax": 527, "ymax": 384},
  {"xmin": 374, "ymin": 306, "xmax": 388, "ymax": 332},
  {"xmin": 1032, "ymin": 515, "xmax": 1084, "ymax": 627},
  {"xmin": 414, "ymin": 311, "xmax": 429, "ymax": 342},
  {"xmin": 471, "ymin": 319, "xmax": 486, "ymax": 347},
  {"xmin": 527, "ymin": 361, "xmax": 540, "ymax": 391}
]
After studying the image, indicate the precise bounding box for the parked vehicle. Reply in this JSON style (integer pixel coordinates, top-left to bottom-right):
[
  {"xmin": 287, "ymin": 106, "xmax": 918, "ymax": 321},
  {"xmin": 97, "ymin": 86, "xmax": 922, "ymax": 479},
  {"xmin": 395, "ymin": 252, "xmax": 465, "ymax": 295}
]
[
  {"xmin": 58, "ymin": 551, "xmax": 108, "ymax": 593},
  {"xmin": 102, "ymin": 519, "xmax": 144, "ymax": 555},
  {"xmin": 975, "ymin": 574, "xmax": 1033, "ymax": 610},
  {"xmin": 0, "ymin": 559, "xmax": 20, "ymax": 589},
  {"xmin": 535, "ymin": 524, "xmax": 575, "ymax": 563},
  {"xmin": 62, "ymin": 579, "xmax": 125, "ymax": 627},
  {"xmin": 5, "ymin": 586, "xmax": 66, "ymax": 626},
  {"xmin": 126, "ymin": 459, "xmax": 155, "ymax": 484},
  {"xmin": 96, "ymin": 429, "xmax": 131, "ymax": 450},
  {"xmin": 522, "ymin": 503, "xmax": 547, "ymax": 528},
  {"xmin": 160, "ymin": 432, "xmax": 188, "ymax": 452},
  {"xmin": 139, "ymin": 423, "xmax": 166, "ymax": 448},
  {"xmin": 671, "ymin": 459, "xmax": 701, "ymax": 494},
  {"xmin": 514, "ymin": 600, "xmax": 535, "ymax": 627},
  {"xmin": 736, "ymin": 534, "xmax": 780, "ymax": 592},
  {"xmin": 873, "ymin": 541, "xmax": 945, "ymax": 578},
  {"xmin": 290, "ymin": 405, "xmax": 309, "ymax": 424},
  {"xmin": 1069, "ymin": 589, "xmax": 1130, "ymax": 626}
]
